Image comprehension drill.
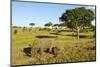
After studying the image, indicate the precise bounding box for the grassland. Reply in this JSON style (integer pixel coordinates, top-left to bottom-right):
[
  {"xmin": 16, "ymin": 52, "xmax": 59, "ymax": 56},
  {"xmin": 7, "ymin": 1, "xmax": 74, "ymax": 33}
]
[{"xmin": 12, "ymin": 28, "xmax": 96, "ymax": 66}]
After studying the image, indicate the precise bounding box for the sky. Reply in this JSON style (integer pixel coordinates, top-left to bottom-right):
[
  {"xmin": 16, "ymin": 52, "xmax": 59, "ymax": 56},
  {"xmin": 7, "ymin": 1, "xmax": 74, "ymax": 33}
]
[{"xmin": 12, "ymin": 1, "xmax": 96, "ymax": 27}]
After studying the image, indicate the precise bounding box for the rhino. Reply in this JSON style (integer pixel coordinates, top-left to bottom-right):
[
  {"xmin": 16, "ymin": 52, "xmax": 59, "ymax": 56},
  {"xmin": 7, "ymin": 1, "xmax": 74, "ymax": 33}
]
[{"xmin": 23, "ymin": 39, "xmax": 60, "ymax": 57}]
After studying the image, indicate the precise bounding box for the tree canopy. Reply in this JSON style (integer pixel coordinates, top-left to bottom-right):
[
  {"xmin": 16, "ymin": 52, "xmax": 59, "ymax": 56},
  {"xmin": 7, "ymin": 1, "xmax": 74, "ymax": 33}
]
[
  {"xmin": 60, "ymin": 7, "xmax": 95, "ymax": 39},
  {"xmin": 29, "ymin": 23, "xmax": 35, "ymax": 27},
  {"xmin": 44, "ymin": 22, "xmax": 53, "ymax": 27}
]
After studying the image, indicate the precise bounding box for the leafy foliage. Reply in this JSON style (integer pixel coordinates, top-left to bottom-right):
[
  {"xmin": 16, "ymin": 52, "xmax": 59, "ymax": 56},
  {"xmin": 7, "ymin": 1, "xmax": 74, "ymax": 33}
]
[
  {"xmin": 60, "ymin": 7, "xmax": 95, "ymax": 30},
  {"xmin": 44, "ymin": 22, "xmax": 53, "ymax": 27},
  {"xmin": 60, "ymin": 7, "xmax": 95, "ymax": 39},
  {"xmin": 29, "ymin": 23, "xmax": 35, "ymax": 27}
]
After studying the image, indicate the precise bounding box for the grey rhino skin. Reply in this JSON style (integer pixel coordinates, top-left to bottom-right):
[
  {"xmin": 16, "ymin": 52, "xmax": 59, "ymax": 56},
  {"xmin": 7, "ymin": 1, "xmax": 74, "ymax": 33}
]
[{"xmin": 23, "ymin": 39, "xmax": 60, "ymax": 57}]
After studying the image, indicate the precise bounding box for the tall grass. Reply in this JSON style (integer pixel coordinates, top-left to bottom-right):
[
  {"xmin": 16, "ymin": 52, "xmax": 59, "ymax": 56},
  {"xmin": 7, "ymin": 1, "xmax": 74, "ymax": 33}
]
[{"xmin": 12, "ymin": 28, "xmax": 96, "ymax": 66}]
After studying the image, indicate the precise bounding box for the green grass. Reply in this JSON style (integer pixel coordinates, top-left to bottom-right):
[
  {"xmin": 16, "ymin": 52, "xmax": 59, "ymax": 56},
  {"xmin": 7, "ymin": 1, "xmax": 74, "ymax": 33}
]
[{"xmin": 12, "ymin": 28, "xmax": 96, "ymax": 66}]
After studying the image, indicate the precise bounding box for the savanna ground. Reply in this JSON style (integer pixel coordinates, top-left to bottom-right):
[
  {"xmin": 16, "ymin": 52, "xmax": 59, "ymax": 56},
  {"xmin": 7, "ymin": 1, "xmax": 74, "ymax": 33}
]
[{"xmin": 12, "ymin": 28, "xmax": 96, "ymax": 66}]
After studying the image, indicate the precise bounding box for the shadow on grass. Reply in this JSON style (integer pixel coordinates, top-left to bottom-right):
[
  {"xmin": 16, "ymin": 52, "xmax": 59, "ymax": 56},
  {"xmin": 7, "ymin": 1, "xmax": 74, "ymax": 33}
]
[
  {"xmin": 66, "ymin": 34, "xmax": 91, "ymax": 38},
  {"xmin": 50, "ymin": 32, "xmax": 60, "ymax": 35},
  {"xmin": 86, "ymin": 45, "xmax": 96, "ymax": 50},
  {"xmin": 36, "ymin": 35, "xmax": 57, "ymax": 38},
  {"xmin": 50, "ymin": 32, "xmax": 90, "ymax": 38}
]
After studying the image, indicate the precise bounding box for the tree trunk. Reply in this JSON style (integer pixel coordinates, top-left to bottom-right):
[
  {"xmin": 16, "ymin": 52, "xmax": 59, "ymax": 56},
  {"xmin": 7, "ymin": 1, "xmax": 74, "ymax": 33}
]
[
  {"xmin": 87, "ymin": 29, "xmax": 89, "ymax": 32},
  {"xmin": 76, "ymin": 27, "xmax": 80, "ymax": 40}
]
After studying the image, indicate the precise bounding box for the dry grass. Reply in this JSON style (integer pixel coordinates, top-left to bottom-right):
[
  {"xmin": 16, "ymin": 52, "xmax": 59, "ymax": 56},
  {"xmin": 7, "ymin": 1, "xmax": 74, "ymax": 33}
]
[{"xmin": 12, "ymin": 28, "xmax": 96, "ymax": 66}]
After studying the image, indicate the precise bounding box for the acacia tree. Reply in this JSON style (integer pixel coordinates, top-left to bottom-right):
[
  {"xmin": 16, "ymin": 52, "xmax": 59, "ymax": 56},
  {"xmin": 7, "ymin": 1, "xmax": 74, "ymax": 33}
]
[
  {"xmin": 29, "ymin": 23, "xmax": 35, "ymax": 28},
  {"xmin": 58, "ymin": 23, "xmax": 66, "ymax": 29},
  {"xmin": 29, "ymin": 23, "xmax": 35, "ymax": 31},
  {"xmin": 52, "ymin": 24, "xmax": 59, "ymax": 29},
  {"xmin": 44, "ymin": 22, "xmax": 52, "ymax": 28},
  {"xmin": 60, "ymin": 7, "xmax": 95, "ymax": 40}
]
